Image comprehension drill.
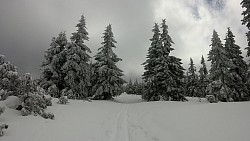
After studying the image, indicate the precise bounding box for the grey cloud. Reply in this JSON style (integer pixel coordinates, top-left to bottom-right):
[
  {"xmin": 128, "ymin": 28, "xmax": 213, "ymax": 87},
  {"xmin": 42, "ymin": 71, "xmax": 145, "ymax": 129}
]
[
  {"xmin": 0, "ymin": 0, "xmax": 156, "ymax": 81},
  {"xmin": 0, "ymin": 0, "xmax": 248, "ymax": 82}
]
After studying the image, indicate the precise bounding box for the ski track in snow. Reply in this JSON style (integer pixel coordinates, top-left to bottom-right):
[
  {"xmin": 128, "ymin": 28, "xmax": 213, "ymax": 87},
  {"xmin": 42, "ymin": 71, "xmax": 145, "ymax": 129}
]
[
  {"xmin": 109, "ymin": 104, "xmax": 130, "ymax": 141},
  {"xmin": 109, "ymin": 103, "xmax": 157, "ymax": 141}
]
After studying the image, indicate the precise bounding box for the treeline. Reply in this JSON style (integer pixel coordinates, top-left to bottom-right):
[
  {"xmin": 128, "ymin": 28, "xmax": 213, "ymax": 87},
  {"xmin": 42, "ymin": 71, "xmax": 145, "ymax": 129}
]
[
  {"xmin": 183, "ymin": 28, "xmax": 249, "ymax": 102},
  {"xmin": 141, "ymin": 0, "xmax": 250, "ymax": 102},
  {"xmin": 124, "ymin": 79, "xmax": 144, "ymax": 95},
  {"xmin": 1, "ymin": 0, "xmax": 250, "ymax": 104},
  {"xmin": 41, "ymin": 15, "xmax": 125, "ymax": 100}
]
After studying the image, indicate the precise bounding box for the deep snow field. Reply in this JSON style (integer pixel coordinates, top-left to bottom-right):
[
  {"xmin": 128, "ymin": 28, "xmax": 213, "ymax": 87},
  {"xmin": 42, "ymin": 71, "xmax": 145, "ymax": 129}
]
[{"xmin": 0, "ymin": 93, "xmax": 250, "ymax": 141}]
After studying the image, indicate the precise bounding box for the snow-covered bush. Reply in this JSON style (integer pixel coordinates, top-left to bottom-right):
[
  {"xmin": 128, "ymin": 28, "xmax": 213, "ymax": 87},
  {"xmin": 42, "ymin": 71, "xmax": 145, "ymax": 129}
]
[
  {"xmin": 206, "ymin": 95, "xmax": 217, "ymax": 103},
  {"xmin": 19, "ymin": 73, "xmax": 36, "ymax": 95},
  {"xmin": 20, "ymin": 93, "xmax": 54, "ymax": 119},
  {"xmin": 20, "ymin": 108, "xmax": 30, "ymax": 116},
  {"xmin": 43, "ymin": 95, "xmax": 52, "ymax": 106},
  {"xmin": 36, "ymin": 86, "xmax": 52, "ymax": 106},
  {"xmin": 0, "ymin": 54, "xmax": 20, "ymax": 99},
  {"xmin": 57, "ymin": 96, "xmax": 68, "ymax": 104},
  {"xmin": 0, "ymin": 123, "xmax": 8, "ymax": 137},
  {"xmin": 0, "ymin": 106, "xmax": 5, "ymax": 116},
  {"xmin": 0, "ymin": 89, "xmax": 7, "ymax": 100},
  {"xmin": 41, "ymin": 112, "xmax": 54, "ymax": 120},
  {"xmin": 21, "ymin": 93, "xmax": 47, "ymax": 115},
  {"xmin": 18, "ymin": 74, "xmax": 54, "ymax": 119},
  {"xmin": 62, "ymin": 89, "xmax": 74, "ymax": 99},
  {"xmin": 47, "ymin": 84, "xmax": 59, "ymax": 98},
  {"xmin": 0, "ymin": 106, "xmax": 7, "ymax": 137}
]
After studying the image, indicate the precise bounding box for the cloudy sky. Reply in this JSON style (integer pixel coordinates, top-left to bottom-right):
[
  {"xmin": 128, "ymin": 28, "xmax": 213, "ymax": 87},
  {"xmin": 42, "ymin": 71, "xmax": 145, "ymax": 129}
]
[{"xmin": 0, "ymin": 0, "xmax": 248, "ymax": 82}]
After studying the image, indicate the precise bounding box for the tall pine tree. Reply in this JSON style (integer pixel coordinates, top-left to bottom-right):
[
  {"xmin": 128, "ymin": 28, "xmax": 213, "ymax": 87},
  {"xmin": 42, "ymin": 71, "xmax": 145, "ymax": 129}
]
[
  {"xmin": 142, "ymin": 23, "xmax": 161, "ymax": 100},
  {"xmin": 62, "ymin": 15, "xmax": 91, "ymax": 99},
  {"xmin": 186, "ymin": 58, "xmax": 199, "ymax": 97},
  {"xmin": 197, "ymin": 55, "xmax": 209, "ymax": 97},
  {"xmin": 224, "ymin": 27, "xmax": 249, "ymax": 101},
  {"xmin": 92, "ymin": 24, "xmax": 125, "ymax": 100},
  {"xmin": 142, "ymin": 19, "xmax": 185, "ymax": 101},
  {"xmin": 207, "ymin": 30, "xmax": 234, "ymax": 101},
  {"xmin": 41, "ymin": 31, "xmax": 68, "ymax": 97},
  {"xmin": 241, "ymin": 1, "xmax": 250, "ymax": 100}
]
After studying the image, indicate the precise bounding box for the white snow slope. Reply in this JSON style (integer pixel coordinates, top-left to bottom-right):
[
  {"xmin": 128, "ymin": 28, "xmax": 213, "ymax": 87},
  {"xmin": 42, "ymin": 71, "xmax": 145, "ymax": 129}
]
[{"xmin": 0, "ymin": 93, "xmax": 250, "ymax": 141}]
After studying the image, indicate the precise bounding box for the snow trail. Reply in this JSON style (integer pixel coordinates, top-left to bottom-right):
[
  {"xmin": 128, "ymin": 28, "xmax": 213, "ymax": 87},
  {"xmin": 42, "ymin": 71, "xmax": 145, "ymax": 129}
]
[{"xmin": 109, "ymin": 104, "xmax": 130, "ymax": 141}]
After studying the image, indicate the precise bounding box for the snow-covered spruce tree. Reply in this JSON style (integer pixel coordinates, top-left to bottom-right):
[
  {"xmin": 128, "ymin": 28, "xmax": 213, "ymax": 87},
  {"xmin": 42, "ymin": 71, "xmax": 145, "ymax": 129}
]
[
  {"xmin": 0, "ymin": 54, "xmax": 20, "ymax": 99},
  {"xmin": 142, "ymin": 20, "xmax": 185, "ymax": 101},
  {"xmin": 241, "ymin": 0, "xmax": 250, "ymax": 58},
  {"xmin": 92, "ymin": 24, "xmax": 125, "ymax": 100},
  {"xmin": 133, "ymin": 79, "xmax": 139, "ymax": 94},
  {"xmin": 197, "ymin": 55, "xmax": 209, "ymax": 97},
  {"xmin": 41, "ymin": 31, "xmax": 68, "ymax": 98},
  {"xmin": 186, "ymin": 58, "xmax": 199, "ymax": 97},
  {"xmin": 241, "ymin": 0, "xmax": 250, "ymax": 100},
  {"xmin": 135, "ymin": 81, "xmax": 144, "ymax": 95},
  {"xmin": 142, "ymin": 23, "xmax": 161, "ymax": 101},
  {"xmin": 207, "ymin": 30, "xmax": 234, "ymax": 101},
  {"xmin": 224, "ymin": 27, "xmax": 249, "ymax": 101},
  {"xmin": 125, "ymin": 79, "xmax": 135, "ymax": 94},
  {"xmin": 62, "ymin": 15, "xmax": 92, "ymax": 100}
]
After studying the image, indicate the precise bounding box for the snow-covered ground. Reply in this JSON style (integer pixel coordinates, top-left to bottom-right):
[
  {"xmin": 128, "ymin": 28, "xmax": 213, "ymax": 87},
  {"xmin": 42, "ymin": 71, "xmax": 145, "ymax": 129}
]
[{"xmin": 0, "ymin": 93, "xmax": 250, "ymax": 141}]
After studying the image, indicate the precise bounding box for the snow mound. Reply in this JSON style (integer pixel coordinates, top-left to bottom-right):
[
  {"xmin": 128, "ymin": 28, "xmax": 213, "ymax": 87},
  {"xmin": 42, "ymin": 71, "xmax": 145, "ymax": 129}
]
[
  {"xmin": 113, "ymin": 93, "xmax": 144, "ymax": 104},
  {"xmin": 4, "ymin": 96, "xmax": 21, "ymax": 109}
]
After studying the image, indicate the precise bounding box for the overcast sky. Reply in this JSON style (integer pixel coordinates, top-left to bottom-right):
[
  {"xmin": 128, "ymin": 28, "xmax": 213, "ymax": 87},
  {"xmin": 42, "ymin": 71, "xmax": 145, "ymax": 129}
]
[{"xmin": 0, "ymin": 0, "xmax": 248, "ymax": 82}]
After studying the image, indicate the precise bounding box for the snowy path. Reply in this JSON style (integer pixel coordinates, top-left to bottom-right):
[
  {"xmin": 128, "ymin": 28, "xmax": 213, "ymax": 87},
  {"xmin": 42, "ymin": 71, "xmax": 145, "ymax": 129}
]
[
  {"xmin": 109, "ymin": 94, "xmax": 159, "ymax": 141},
  {"xmin": 109, "ymin": 104, "xmax": 130, "ymax": 141}
]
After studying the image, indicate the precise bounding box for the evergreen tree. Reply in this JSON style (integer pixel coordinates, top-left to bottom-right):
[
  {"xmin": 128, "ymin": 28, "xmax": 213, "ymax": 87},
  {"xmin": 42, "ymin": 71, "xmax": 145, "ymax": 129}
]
[
  {"xmin": 142, "ymin": 23, "xmax": 161, "ymax": 100},
  {"xmin": 136, "ymin": 81, "xmax": 144, "ymax": 95},
  {"xmin": 62, "ymin": 15, "xmax": 91, "ymax": 99},
  {"xmin": 0, "ymin": 54, "xmax": 20, "ymax": 99},
  {"xmin": 241, "ymin": 0, "xmax": 250, "ymax": 98},
  {"xmin": 142, "ymin": 20, "xmax": 185, "ymax": 101},
  {"xmin": 92, "ymin": 24, "xmax": 125, "ymax": 100},
  {"xmin": 199, "ymin": 55, "xmax": 208, "ymax": 77},
  {"xmin": 197, "ymin": 55, "xmax": 209, "ymax": 97},
  {"xmin": 224, "ymin": 27, "xmax": 249, "ymax": 101},
  {"xmin": 125, "ymin": 79, "xmax": 134, "ymax": 94},
  {"xmin": 41, "ymin": 31, "xmax": 68, "ymax": 97},
  {"xmin": 186, "ymin": 58, "xmax": 199, "ymax": 97},
  {"xmin": 241, "ymin": 0, "xmax": 250, "ymax": 57},
  {"xmin": 133, "ymin": 79, "xmax": 139, "ymax": 94},
  {"xmin": 207, "ymin": 30, "xmax": 234, "ymax": 101}
]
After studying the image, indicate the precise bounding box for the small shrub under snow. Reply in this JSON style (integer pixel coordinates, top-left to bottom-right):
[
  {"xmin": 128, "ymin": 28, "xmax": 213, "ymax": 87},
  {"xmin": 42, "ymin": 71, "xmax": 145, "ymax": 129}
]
[
  {"xmin": 57, "ymin": 96, "xmax": 68, "ymax": 104},
  {"xmin": 0, "ymin": 106, "xmax": 8, "ymax": 137},
  {"xmin": 0, "ymin": 123, "xmax": 8, "ymax": 137},
  {"xmin": 206, "ymin": 95, "xmax": 217, "ymax": 103},
  {"xmin": 19, "ymin": 92, "xmax": 54, "ymax": 119},
  {"xmin": 20, "ymin": 108, "xmax": 30, "ymax": 116},
  {"xmin": 41, "ymin": 112, "xmax": 54, "ymax": 119},
  {"xmin": 43, "ymin": 95, "xmax": 52, "ymax": 106},
  {"xmin": 0, "ymin": 106, "xmax": 5, "ymax": 116}
]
